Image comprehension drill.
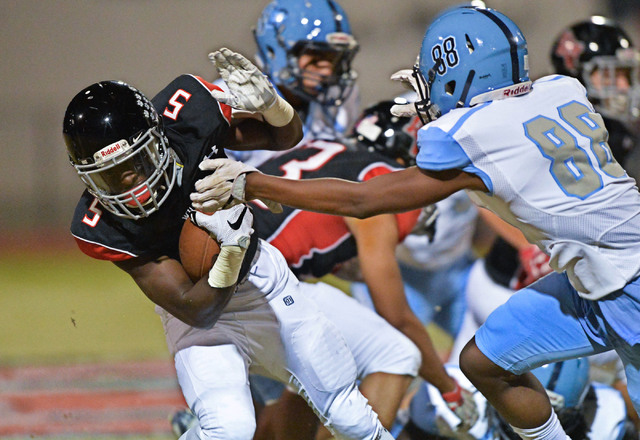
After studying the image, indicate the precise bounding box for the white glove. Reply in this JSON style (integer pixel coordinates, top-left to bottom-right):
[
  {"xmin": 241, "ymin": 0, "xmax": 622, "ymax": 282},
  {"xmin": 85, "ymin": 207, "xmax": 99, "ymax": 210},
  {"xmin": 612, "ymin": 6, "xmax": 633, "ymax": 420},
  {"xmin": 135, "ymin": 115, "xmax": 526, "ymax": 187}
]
[
  {"xmin": 190, "ymin": 205, "xmax": 254, "ymax": 288},
  {"xmin": 190, "ymin": 158, "xmax": 283, "ymax": 214},
  {"xmin": 441, "ymin": 380, "xmax": 479, "ymax": 431},
  {"xmin": 209, "ymin": 47, "xmax": 294, "ymax": 126},
  {"xmin": 390, "ymin": 68, "xmax": 426, "ymax": 118},
  {"xmin": 389, "ymin": 68, "xmax": 419, "ymax": 118},
  {"xmin": 391, "ymin": 68, "xmax": 420, "ymax": 92},
  {"xmin": 191, "ymin": 204, "xmax": 254, "ymax": 249}
]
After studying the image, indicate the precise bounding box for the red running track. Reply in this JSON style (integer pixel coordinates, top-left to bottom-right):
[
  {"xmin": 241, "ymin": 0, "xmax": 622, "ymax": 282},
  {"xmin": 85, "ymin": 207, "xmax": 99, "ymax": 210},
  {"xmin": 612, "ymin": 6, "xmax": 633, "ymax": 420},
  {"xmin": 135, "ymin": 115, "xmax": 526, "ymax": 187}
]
[{"xmin": 0, "ymin": 359, "xmax": 186, "ymax": 436}]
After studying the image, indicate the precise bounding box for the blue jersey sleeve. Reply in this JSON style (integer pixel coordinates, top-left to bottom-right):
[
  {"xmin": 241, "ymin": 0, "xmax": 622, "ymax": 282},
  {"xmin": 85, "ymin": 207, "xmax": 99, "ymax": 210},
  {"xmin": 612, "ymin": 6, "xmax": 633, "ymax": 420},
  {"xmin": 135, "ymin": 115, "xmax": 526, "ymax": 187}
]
[
  {"xmin": 416, "ymin": 126, "xmax": 471, "ymax": 170},
  {"xmin": 416, "ymin": 126, "xmax": 493, "ymax": 193}
]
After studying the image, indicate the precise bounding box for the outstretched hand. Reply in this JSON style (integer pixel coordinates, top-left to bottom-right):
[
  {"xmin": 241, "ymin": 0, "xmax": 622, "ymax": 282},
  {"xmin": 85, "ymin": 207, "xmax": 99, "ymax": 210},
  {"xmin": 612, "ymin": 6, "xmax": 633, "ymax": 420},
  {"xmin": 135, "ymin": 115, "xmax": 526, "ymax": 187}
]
[
  {"xmin": 190, "ymin": 158, "xmax": 282, "ymax": 214},
  {"xmin": 209, "ymin": 47, "xmax": 295, "ymax": 127},
  {"xmin": 209, "ymin": 47, "xmax": 278, "ymax": 113},
  {"xmin": 389, "ymin": 69, "xmax": 421, "ymax": 118}
]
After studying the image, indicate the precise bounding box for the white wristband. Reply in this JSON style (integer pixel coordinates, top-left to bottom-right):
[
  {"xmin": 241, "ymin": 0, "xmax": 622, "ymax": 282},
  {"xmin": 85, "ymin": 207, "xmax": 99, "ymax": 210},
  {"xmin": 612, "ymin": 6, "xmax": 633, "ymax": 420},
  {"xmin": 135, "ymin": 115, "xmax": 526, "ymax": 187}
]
[
  {"xmin": 207, "ymin": 245, "xmax": 247, "ymax": 288},
  {"xmin": 261, "ymin": 95, "xmax": 295, "ymax": 127}
]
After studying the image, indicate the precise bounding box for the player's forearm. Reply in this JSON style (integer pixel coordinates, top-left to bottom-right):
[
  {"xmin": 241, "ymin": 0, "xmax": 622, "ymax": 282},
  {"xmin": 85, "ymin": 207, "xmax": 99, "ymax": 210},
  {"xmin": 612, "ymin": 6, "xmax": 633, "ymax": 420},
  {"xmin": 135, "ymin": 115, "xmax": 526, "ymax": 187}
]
[
  {"xmin": 247, "ymin": 172, "xmax": 373, "ymax": 217},
  {"xmin": 246, "ymin": 171, "xmax": 425, "ymax": 219},
  {"xmin": 180, "ymin": 280, "xmax": 235, "ymax": 328},
  {"xmin": 268, "ymin": 110, "xmax": 303, "ymax": 150}
]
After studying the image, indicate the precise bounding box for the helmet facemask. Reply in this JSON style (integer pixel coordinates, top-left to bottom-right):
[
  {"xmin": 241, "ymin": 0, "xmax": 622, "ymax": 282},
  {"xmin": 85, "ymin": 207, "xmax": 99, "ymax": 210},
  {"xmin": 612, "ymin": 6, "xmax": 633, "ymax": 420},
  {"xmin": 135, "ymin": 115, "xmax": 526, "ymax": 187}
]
[
  {"xmin": 412, "ymin": 62, "xmax": 442, "ymax": 124},
  {"xmin": 284, "ymin": 36, "xmax": 359, "ymax": 106},
  {"xmin": 72, "ymin": 127, "xmax": 177, "ymax": 220},
  {"xmin": 582, "ymin": 49, "xmax": 640, "ymax": 127}
]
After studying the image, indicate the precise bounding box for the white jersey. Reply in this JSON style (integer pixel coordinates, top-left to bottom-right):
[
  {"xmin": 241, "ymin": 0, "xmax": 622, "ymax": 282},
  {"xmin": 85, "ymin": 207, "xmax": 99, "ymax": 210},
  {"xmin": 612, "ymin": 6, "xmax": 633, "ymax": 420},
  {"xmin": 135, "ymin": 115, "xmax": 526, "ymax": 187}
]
[
  {"xmin": 396, "ymin": 190, "xmax": 477, "ymax": 270},
  {"xmin": 416, "ymin": 75, "xmax": 640, "ymax": 299}
]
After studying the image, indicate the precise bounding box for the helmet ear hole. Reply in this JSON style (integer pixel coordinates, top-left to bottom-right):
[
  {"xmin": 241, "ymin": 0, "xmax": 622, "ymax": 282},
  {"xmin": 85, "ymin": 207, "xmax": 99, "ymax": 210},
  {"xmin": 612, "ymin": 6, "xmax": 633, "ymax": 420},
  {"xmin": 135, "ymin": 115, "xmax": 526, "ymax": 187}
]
[
  {"xmin": 266, "ymin": 46, "xmax": 276, "ymax": 60},
  {"xmin": 465, "ymin": 34, "xmax": 475, "ymax": 53},
  {"xmin": 445, "ymin": 81, "xmax": 456, "ymax": 96}
]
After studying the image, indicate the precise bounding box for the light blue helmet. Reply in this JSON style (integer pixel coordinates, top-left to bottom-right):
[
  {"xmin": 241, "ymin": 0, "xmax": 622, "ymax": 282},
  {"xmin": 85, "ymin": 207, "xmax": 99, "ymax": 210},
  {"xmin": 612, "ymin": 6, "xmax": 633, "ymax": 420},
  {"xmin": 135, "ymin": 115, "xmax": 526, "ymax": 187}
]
[
  {"xmin": 253, "ymin": 0, "xmax": 358, "ymax": 105},
  {"xmin": 414, "ymin": 6, "xmax": 530, "ymax": 121},
  {"xmin": 491, "ymin": 358, "xmax": 591, "ymax": 440},
  {"xmin": 531, "ymin": 358, "xmax": 590, "ymax": 408}
]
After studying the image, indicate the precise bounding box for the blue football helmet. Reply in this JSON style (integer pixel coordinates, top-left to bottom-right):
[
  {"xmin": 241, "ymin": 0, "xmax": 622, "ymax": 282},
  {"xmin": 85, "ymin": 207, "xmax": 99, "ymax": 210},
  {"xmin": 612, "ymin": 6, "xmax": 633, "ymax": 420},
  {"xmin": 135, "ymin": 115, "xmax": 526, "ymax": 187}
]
[
  {"xmin": 490, "ymin": 358, "xmax": 591, "ymax": 440},
  {"xmin": 531, "ymin": 358, "xmax": 590, "ymax": 409},
  {"xmin": 414, "ymin": 6, "xmax": 530, "ymax": 122},
  {"xmin": 253, "ymin": 0, "xmax": 359, "ymax": 105}
]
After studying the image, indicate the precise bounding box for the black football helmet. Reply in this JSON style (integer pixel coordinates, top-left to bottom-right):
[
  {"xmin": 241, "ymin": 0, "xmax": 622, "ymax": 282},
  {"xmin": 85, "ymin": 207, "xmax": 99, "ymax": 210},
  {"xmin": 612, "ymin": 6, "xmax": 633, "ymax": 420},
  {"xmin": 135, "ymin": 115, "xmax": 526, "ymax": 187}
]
[
  {"xmin": 551, "ymin": 16, "xmax": 640, "ymax": 128},
  {"xmin": 63, "ymin": 81, "xmax": 178, "ymax": 219},
  {"xmin": 352, "ymin": 100, "xmax": 422, "ymax": 166}
]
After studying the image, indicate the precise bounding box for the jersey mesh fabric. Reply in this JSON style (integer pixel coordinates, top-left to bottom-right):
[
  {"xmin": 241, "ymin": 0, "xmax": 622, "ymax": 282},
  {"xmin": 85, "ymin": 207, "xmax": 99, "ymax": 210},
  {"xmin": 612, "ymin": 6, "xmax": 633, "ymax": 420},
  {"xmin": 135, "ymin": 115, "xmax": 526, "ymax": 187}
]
[{"xmin": 419, "ymin": 75, "xmax": 640, "ymax": 299}]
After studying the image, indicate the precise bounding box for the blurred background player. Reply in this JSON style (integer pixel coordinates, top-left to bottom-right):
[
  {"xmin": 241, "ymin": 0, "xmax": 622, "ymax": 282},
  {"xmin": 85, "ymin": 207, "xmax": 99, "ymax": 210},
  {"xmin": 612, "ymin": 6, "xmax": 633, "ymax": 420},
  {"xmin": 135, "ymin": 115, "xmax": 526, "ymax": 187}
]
[
  {"xmin": 446, "ymin": 15, "xmax": 640, "ymax": 428},
  {"xmin": 350, "ymin": 100, "xmax": 478, "ymax": 351},
  {"xmin": 224, "ymin": 0, "xmax": 361, "ymax": 167},
  {"xmin": 396, "ymin": 358, "xmax": 638, "ymax": 440}
]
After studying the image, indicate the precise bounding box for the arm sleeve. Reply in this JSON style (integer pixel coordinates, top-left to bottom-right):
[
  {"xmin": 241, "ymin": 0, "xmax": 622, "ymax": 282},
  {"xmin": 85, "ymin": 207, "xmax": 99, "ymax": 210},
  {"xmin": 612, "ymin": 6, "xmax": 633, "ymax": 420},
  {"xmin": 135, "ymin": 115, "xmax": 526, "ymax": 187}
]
[{"xmin": 416, "ymin": 125, "xmax": 493, "ymax": 192}]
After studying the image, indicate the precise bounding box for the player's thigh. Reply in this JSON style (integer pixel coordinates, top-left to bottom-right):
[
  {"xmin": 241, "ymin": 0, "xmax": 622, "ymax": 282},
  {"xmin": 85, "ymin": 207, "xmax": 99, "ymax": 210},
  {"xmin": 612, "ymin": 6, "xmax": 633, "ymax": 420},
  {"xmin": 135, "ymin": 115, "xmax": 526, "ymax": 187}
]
[
  {"xmin": 604, "ymin": 277, "xmax": 640, "ymax": 413},
  {"xmin": 304, "ymin": 281, "xmax": 420, "ymax": 378},
  {"xmin": 475, "ymin": 272, "xmax": 602, "ymax": 374},
  {"xmin": 267, "ymin": 285, "xmax": 382, "ymax": 438},
  {"xmin": 175, "ymin": 344, "xmax": 255, "ymax": 439},
  {"xmin": 269, "ymin": 286, "xmax": 358, "ymax": 394}
]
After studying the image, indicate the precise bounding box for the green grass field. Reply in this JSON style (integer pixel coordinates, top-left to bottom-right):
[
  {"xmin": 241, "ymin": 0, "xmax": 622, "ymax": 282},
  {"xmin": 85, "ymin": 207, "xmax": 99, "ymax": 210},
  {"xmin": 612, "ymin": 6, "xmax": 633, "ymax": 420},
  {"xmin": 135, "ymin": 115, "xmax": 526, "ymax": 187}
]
[{"xmin": 0, "ymin": 246, "xmax": 169, "ymax": 367}]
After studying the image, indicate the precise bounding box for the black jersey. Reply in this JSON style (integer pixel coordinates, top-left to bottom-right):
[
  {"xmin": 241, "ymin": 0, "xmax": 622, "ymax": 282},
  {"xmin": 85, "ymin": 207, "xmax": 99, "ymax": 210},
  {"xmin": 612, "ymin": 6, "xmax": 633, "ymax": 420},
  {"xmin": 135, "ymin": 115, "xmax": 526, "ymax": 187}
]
[
  {"xmin": 70, "ymin": 74, "xmax": 232, "ymax": 262},
  {"xmin": 252, "ymin": 139, "xmax": 421, "ymax": 278}
]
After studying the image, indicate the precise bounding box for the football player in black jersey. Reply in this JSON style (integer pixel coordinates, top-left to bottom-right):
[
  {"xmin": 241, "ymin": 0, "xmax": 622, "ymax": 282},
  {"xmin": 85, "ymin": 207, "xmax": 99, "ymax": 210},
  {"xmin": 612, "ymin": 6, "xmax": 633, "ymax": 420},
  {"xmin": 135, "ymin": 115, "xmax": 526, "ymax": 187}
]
[{"xmin": 64, "ymin": 48, "xmax": 396, "ymax": 440}]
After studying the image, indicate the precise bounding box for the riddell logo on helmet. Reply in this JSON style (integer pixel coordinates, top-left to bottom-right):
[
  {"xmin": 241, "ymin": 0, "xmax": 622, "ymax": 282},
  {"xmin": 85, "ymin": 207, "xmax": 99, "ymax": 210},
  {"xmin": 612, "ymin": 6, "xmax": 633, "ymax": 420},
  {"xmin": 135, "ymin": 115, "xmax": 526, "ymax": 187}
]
[
  {"xmin": 326, "ymin": 32, "xmax": 357, "ymax": 48},
  {"xmin": 503, "ymin": 83, "xmax": 531, "ymax": 97},
  {"xmin": 94, "ymin": 140, "xmax": 130, "ymax": 163}
]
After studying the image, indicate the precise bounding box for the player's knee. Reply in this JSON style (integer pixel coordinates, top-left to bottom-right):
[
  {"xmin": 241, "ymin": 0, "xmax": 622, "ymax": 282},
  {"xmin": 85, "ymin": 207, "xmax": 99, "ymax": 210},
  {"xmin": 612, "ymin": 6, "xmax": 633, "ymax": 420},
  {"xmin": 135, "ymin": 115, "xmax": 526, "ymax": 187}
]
[
  {"xmin": 199, "ymin": 412, "xmax": 256, "ymax": 440},
  {"xmin": 400, "ymin": 336, "xmax": 422, "ymax": 376},
  {"xmin": 459, "ymin": 337, "xmax": 483, "ymax": 381},
  {"xmin": 198, "ymin": 392, "xmax": 256, "ymax": 440},
  {"xmin": 319, "ymin": 384, "xmax": 380, "ymax": 440}
]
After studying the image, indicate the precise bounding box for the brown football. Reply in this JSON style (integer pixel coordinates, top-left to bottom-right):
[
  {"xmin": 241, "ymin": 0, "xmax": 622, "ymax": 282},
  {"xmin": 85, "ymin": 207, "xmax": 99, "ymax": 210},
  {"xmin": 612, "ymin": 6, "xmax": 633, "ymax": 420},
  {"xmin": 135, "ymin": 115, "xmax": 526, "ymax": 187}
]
[{"xmin": 179, "ymin": 218, "xmax": 220, "ymax": 283}]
